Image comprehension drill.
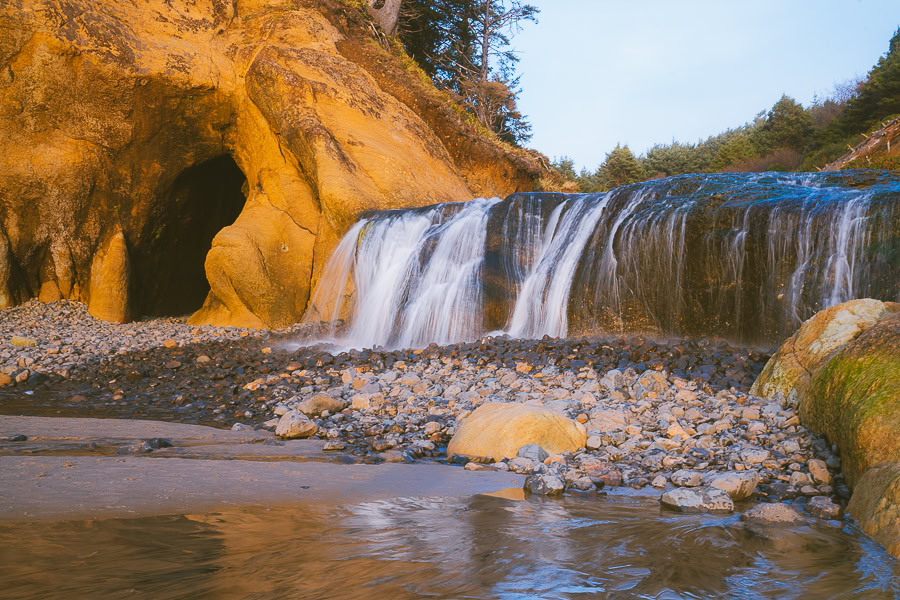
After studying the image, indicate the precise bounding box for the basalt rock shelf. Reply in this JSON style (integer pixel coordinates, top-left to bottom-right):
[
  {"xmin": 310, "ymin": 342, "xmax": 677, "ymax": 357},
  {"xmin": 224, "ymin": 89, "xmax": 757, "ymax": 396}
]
[{"xmin": 305, "ymin": 170, "xmax": 900, "ymax": 349}]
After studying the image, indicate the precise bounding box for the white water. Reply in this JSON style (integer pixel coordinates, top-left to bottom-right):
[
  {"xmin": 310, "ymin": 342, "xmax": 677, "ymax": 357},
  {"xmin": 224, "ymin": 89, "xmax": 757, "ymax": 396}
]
[
  {"xmin": 304, "ymin": 198, "xmax": 499, "ymax": 349},
  {"xmin": 301, "ymin": 173, "xmax": 899, "ymax": 350},
  {"xmin": 506, "ymin": 196, "xmax": 608, "ymax": 339}
]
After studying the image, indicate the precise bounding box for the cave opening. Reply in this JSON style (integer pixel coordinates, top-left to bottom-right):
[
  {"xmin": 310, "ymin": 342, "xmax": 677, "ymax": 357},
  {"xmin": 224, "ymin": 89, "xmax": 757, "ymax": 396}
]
[{"xmin": 134, "ymin": 154, "xmax": 247, "ymax": 318}]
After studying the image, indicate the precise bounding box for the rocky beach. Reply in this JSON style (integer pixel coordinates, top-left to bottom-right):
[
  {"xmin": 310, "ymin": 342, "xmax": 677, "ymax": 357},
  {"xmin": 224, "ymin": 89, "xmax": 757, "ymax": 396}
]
[{"xmin": 1, "ymin": 299, "xmax": 848, "ymax": 523}]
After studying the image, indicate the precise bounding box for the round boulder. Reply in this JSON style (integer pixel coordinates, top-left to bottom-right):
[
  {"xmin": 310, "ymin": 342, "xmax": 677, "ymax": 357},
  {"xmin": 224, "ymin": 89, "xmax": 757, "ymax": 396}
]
[{"xmin": 447, "ymin": 402, "xmax": 587, "ymax": 462}]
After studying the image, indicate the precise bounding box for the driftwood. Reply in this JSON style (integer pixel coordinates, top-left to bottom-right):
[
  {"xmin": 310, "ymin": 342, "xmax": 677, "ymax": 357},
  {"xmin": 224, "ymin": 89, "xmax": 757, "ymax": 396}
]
[
  {"xmin": 366, "ymin": 0, "xmax": 402, "ymax": 36},
  {"xmin": 823, "ymin": 116, "xmax": 900, "ymax": 171}
]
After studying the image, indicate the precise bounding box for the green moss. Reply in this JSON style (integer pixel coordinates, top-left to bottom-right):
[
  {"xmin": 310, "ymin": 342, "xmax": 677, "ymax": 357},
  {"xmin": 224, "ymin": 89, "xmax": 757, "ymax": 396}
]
[{"xmin": 809, "ymin": 345, "xmax": 900, "ymax": 484}]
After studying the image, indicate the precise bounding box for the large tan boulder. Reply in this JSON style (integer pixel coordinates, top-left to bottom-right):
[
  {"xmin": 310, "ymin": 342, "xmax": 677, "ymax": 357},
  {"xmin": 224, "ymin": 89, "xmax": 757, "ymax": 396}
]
[
  {"xmin": 847, "ymin": 462, "xmax": 900, "ymax": 558},
  {"xmin": 0, "ymin": 0, "xmax": 541, "ymax": 328},
  {"xmin": 447, "ymin": 402, "xmax": 587, "ymax": 462},
  {"xmin": 751, "ymin": 298, "xmax": 897, "ymax": 404}
]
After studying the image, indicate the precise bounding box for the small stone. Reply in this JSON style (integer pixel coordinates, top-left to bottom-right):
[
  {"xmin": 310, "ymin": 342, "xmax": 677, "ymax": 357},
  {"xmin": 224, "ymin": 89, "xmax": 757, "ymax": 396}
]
[
  {"xmin": 296, "ymin": 394, "xmax": 347, "ymax": 417},
  {"xmin": 162, "ymin": 339, "xmax": 177, "ymax": 348},
  {"xmin": 508, "ymin": 457, "xmax": 537, "ymax": 474},
  {"xmin": 517, "ymin": 444, "xmax": 550, "ymax": 462},
  {"xmin": 10, "ymin": 336, "xmax": 37, "ymax": 347},
  {"xmin": 740, "ymin": 448, "xmax": 770, "ymax": 464},
  {"xmin": 586, "ymin": 435, "xmax": 603, "ymax": 450},
  {"xmin": 196, "ymin": 355, "xmax": 211, "ymax": 364},
  {"xmin": 423, "ymin": 421, "xmax": 442, "ymax": 435},
  {"xmin": 230, "ymin": 423, "xmax": 253, "ymax": 432},
  {"xmin": 7, "ymin": 434, "xmax": 27, "ymax": 442},
  {"xmin": 666, "ymin": 422, "xmax": 688, "ymax": 439},
  {"xmin": 276, "ymin": 410, "xmax": 318, "ymax": 439},
  {"xmin": 164, "ymin": 360, "xmax": 181, "ymax": 369},
  {"xmin": 808, "ymin": 459, "xmax": 832, "ymax": 485},
  {"xmin": 806, "ymin": 496, "xmax": 842, "ymax": 520},
  {"xmin": 464, "ymin": 462, "xmax": 492, "ymax": 471},
  {"xmin": 651, "ymin": 475, "xmax": 667, "ymax": 488},
  {"xmin": 15, "ymin": 370, "xmax": 28, "ymax": 383},
  {"xmin": 0, "ymin": 373, "xmax": 11, "ymax": 386},
  {"xmin": 661, "ymin": 486, "xmax": 734, "ymax": 513},
  {"xmin": 741, "ymin": 502, "xmax": 805, "ymax": 524},
  {"xmin": 703, "ymin": 471, "xmax": 760, "ymax": 501},
  {"xmin": 524, "ymin": 473, "xmax": 565, "ymax": 495},
  {"xmin": 323, "ymin": 441, "xmax": 346, "ymax": 451},
  {"xmin": 671, "ymin": 469, "xmax": 703, "ymax": 487},
  {"xmin": 789, "ymin": 471, "xmax": 811, "ymax": 487}
]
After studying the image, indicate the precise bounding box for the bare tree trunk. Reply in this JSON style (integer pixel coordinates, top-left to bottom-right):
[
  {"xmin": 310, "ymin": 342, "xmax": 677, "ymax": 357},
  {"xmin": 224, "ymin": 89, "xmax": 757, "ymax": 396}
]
[
  {"xmin": 366, "ymin": 0, "xmax": 402, "ymax": 36},
  {"xmin": 480, "ymin": 1, "xmax": 491, "ymax": 82}
]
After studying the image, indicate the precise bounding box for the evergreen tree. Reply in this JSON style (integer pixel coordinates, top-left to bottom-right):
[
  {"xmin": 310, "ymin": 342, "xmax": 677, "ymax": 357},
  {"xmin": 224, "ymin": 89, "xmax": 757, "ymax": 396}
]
[
  {"xmin": 832, "ymin": 27, "xmax": 900, "ymax": 137},
  {"xmin": 397, "ymin": 0, "xmax": 538, "ymax": 145}
]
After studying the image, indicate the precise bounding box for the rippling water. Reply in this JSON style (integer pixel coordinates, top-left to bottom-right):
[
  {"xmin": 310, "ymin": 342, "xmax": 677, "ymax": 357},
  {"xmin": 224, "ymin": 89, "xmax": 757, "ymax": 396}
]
[{"xmin": 2, "ymin": 493, "xmax": 898, "ymax": 599}]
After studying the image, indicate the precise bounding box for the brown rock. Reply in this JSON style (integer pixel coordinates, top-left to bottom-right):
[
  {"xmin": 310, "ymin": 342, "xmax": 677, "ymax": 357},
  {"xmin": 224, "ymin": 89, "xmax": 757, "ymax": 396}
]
[
  {"xmin": 847, "ymin": 462, "xmax": 900, "ymax": 558},
  {"xmin": 296, "ymin": 394, "xmax": 347, "ymax": 417},
  {"xmin": 447, "ymin": 402, "xmax": 587, "ymax": 462},
  {"xmin": 0, "ymin": 373, "xmax": 11, "ymax": 386}
]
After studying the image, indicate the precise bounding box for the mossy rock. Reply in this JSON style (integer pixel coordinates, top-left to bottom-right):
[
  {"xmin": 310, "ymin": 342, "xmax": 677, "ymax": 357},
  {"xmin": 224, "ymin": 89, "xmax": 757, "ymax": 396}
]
[
  {"xmin": 847, "ymin": 462, "xmax": 900, "ymax": 558},
  {"xmin": 805, "ymin": 311, "xmax": 900, "ymax": 487},
  {"xmin": 750, "ymin": 299, "xmax": 898, "ymax": 404}
]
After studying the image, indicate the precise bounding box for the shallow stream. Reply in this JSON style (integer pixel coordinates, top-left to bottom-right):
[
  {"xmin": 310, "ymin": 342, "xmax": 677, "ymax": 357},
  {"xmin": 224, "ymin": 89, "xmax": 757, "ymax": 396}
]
[{"xmin": 2, "ymin": 492, "xmax": 898, "ymax": 599}]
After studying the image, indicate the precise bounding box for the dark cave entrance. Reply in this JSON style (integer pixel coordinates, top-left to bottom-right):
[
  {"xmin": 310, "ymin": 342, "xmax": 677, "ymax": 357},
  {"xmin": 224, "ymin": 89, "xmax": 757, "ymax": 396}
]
[{"xmin": 135, "ymin": 155, "xmax": 247, "ymax": 318}]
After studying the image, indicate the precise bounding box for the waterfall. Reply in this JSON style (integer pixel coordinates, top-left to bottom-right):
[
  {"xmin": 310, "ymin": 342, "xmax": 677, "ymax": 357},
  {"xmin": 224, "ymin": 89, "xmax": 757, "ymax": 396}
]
[
  {"xmin": 303, "ymin": 198, "xmax": 499, "ymax": 349},
  {"xmin": 506, "ymin": 195, "xmax": 608, "ymax": 339},
  {"xmin": 303, "ymin": 171, "xmax": 900, "ymax": 349}
]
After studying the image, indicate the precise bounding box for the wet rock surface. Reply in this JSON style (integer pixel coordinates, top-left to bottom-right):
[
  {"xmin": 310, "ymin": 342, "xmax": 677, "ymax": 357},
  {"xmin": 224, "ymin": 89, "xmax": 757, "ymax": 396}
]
[{"xmin": 0, "ymin": 300, "xmax": 851, "ymax": 519}]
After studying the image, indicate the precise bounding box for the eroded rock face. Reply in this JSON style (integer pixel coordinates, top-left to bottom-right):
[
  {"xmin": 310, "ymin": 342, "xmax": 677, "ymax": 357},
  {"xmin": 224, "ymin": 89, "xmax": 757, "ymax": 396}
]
[
  {"xmin": 447, "ymin": 402, "xmax": 587, "ymax": 462},
  {"xmin": 847, "ymin": 463, "xmax": 900, "ymax": 558},
  {"xmin": 0, "ymin": 0, "xmax": 540, "ymax": 327}
]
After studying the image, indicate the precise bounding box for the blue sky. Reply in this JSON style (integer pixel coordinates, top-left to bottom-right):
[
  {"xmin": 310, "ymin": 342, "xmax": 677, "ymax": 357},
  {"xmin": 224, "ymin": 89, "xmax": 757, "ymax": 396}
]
[{"xmin": 514, "ymin": 0, "xmax": 900, "ymax": 169}]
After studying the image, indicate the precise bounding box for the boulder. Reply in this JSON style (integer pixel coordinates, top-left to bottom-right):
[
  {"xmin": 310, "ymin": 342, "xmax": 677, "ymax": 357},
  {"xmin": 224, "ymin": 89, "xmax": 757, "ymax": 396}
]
[
  {"xmin": 296, "ymin": 394, "xmax": 347, "ymax": 417},
  {"xmin": 847, "ymin": 462, "xmax": 900, "ymax": 558},
  {"xmin": 806, "ymin": 496, "xmax": 842, "ymax": 520},
  {"xmin": 671, "ymin": 469, "xmax": 703, "ymax": 487},
  {"xmin": 660, "ymin": 486, "xmax": 734, "ymax": 513},
  {"xmin": 751, "ymin": 299, "xmax": 897, "ymax": 404},
  {"xmin": 804, "ymin": 311, "xmax": 900, "ymax": 486},
  {"xmin": 740, "ymin": 502, "xmax": 805, "ymax": 525},
  {"xmin": 524, "ymin": 473, "xmax": 565, "ymax": 496},
  {"xmin": 275, "ymin": 410, "xmax": 318, "ymax": 439},
  {"xmin": 446, "ymin": 402, "xmax": 587, "ymax": 462},
  {"xmin": 702, "ymin": 470, "xmax": 760, "ymax": 501}
]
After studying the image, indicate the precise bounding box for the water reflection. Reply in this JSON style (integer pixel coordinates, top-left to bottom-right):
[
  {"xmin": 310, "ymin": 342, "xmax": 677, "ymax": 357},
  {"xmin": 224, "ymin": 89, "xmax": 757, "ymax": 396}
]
[{"xmin": 1, "ymin": 494, "xmax": 898, "ymax": 599}]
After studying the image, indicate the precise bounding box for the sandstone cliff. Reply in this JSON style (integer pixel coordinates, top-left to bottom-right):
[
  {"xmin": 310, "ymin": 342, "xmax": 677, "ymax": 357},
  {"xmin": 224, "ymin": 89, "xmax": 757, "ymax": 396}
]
[{"xmin": 0, "ymin": 0, "xmax": 542, "ymax": 328}]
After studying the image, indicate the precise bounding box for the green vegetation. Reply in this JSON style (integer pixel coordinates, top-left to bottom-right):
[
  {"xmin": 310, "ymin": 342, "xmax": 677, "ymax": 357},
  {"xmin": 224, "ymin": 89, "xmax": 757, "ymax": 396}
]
[
  {"xmin": 394, "ymin": 1, "xmax": 539, "ymax": 145},
  {"xmin": 554, "ymin": 27, "xmax": 900, "ymax": 192}
]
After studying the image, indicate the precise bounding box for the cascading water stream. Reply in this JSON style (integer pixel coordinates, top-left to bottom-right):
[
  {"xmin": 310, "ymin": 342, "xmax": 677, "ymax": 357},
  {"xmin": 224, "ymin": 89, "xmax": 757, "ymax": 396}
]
[
  {"xmin": 506, "ymin": 195, "xmax": 608, "ymax": 339},
  {"xmin": 303, "ymin": 171, "xmax": 900, "ymax": 350}
]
